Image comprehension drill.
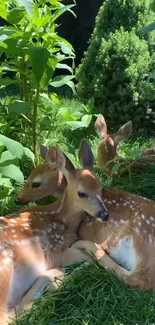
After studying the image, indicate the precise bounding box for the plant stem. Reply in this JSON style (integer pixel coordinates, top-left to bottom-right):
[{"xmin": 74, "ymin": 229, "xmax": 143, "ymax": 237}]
[{"xmin": 32, "ymin": 86, "xmax": 40, "ymax": 158}]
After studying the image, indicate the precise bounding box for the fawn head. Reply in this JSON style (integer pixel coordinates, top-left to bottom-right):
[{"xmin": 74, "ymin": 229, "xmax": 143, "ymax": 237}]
[
  {"xmin": 48, "ymin": 140, "xmax": 109, "ymax": 221},
  {"xmin": 15, "ymin": 144, "xmax": 67, "ymax": 205},
  {"xmin": 95, "ymin": 114, "xmax": 132, "ymax": 176}
]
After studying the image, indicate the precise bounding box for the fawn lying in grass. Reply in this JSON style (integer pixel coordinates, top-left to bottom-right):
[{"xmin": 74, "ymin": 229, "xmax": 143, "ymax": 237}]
[
  {"xmin": 0, "ymin": 141, "xmax": 109, "ymax": 325},
  {"xmin": 95, "ymin": 114, "xmax": 155, "ymax": 176}
]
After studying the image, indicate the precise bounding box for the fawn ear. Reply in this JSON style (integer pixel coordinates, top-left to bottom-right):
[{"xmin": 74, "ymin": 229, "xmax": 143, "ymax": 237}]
[
  {"xmin": 79, "ymin": 140, "xmax": 94, "ymax": 169},
  {"xmin": 113, "ymin": 121, "xmax": 132, "ymax": 146},
  {"xmin": 40, "ymin": 144, "xmax": 48, "ymax": 160},
  {"xmin": 94, "ymin": 114, "xmax": 107, "ymax": 139},
  {"xmin": 54, "ymin": 145, "xmax": 75, "ymax": 179}
]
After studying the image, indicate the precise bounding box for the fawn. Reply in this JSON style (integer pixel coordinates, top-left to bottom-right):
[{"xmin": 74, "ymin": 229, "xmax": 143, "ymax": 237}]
[
  {"xmin": 15, "ymin": 144, "xmax": 67, "ymax": 205},
  {"xmin": 95, "ymin": 114, "xmax": 155, "ymax": 176},
  {"xmin": 15, "ymin": 140, "xmax": 155, "ymax": 291},
  {"xmin": 0, "ymin": 141, "xmax": 109, "ymax": 325},
  {"xmin": 74, "ymin": 186, "xmax": 155, "ymax": 291}
]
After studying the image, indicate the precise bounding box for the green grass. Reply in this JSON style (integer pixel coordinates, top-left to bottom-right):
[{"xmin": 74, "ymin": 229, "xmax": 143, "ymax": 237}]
[
  {"xmin": 14, "ymin": 263, "xmax": 155, "ymax": 325},
  {"xmin": 0, "ymin": 97, "xmax": 155, "ymax": 324}
]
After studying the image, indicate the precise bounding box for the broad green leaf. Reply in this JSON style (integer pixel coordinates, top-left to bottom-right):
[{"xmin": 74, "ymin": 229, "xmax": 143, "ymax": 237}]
[
  {"xmin": 30, "ymin": 46, "xmax": 49, "ymax": 85},
  {"xmin": 24, "ymin": 147, "xmax": 35, "ymax": 164},
  {"xmin": 144, "ymin": 22, "xmax": 155, "ymax": 33},
  {"xmin": 57, "ymin": 63, "xmax": 73, "ymax": 74},
  {"xmin": 65, "ymin": 121, "xmax": 88, "ymax": 130},
  {"xmin": 40, "ymin": 117, "xmax": 52, "ymax": 130},
  {"xmin": 0, "ymin": 134, "xmax": 24, "ymax": 159},
  {"xmin": 0, "ymin": 164, "xmax": 24, "ymax": 183},
  {"xmin": 50, "ymin": 75, "xmax": 75, "ymax": 87},
  {"xmin": 0, "ymin": 150, "xmax": 19, "ymax": 167},
  {"xmin": 34, "ymin": 16, "xmax": 50, "ymax": 28},
  {"xmin": 61, "ymin": 111, "xmax": 76, "ymax": 121},
  {"xmin": 0, "ymin": 29, "xmax": 15, "ymax": 43},
  {"xmin": 81, "ymin": 114, "xmax": 92, "ymax": 127},
  {"xmin": 7, "ymin": 8, "xmax": 25, "ymax": 24},
  {"xmin": 8, "ymin": 100, "xmax": 31, "ymax": 115},
  {"xmin": 16, "ymin": 0, "xmax": 33, "ymax": 18},
  {"xmin": 64, "ymin": 80, "xmax": 75, "ymax": 94},
  {"xmin": 58, "ymin": 41, "xmax": 74, "ymax": 56}
]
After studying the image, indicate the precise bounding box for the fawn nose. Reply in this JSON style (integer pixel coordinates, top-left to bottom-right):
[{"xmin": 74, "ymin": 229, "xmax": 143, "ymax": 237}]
[
  {"xmin": 14, "ymin": 197, "xmax": 26, "ymax": 205},
  {"xmin": 14, "ymin": 198, "xmax": 21, "ymax": 205},
  {"xmin": 98, "ymin": 210, "xmax": 109, "ymax": 221}
]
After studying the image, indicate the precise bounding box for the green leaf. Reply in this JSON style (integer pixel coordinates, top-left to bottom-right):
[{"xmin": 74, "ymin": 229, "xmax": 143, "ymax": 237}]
[
  {"xmin": 50, "ymin": 75, "xmax": 75, "ymax": 87},
  {"xmin": 0, "ymin": 0, "xmax": 7, "ymax": 19},
  {"xmin": 40, "ymin": 117, "xmax": 52, "ymax": 130},
  {"xmin": 144, "ymin": 22, "xmax": 155, "ymax": 33},
  {"xmin": 0, "ymin": 150, "xmax": 19, "ymax": 167},
  {"xmin": 8, "ymin": 100, "xmax": 31, "ymax": 115},
  {"xmin": 7, "ymin": 8, "xmax": 25, "ymax": 24},
  {"xmin": 50, "ymin": 93, "xmax": 60, "ymax": 104},
  {"xmin": 57, "ymin": 63, "xmax": 73, "ymax": 74},
  {"xmin": 30, "ymin": 46, "xmax": 49, "ymax": 85},
  {"xmin": 81, "ymin": 114, "xmax": 92, "ymax": 127},
  {"xmin": 0, "ymin": 141, "xmax": 4, "ymax": 155},
  {"xmin": 0, "ymin": 134, "xmax": 24, "ymax": 159},
  {"xmin": 111, "ymin": 162, "xmax": 121, "ymax": 174},
  {"xmin": 51, "ymin": 5, "xmax": 76, "ymax": 23},
  {"xmin": 0, "ymin": 164, "xmax": 24, "ymax": 183},
  {"xmin": 0, "ymin": 184, "xmax": 10, "ymax": 199},
  {"xmin": 16, "ymin": 0, "xmax": 33, "ymax": 18},
  {"xmin": 24, "ymin": 147, "xmax": 35, "ymax": 164}
]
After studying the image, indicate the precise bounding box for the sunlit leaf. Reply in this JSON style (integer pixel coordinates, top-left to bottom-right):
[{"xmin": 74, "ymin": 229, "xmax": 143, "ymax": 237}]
[
  {"xmin": 16, "ymin": 0, "xmax": 33, "ymax": 18},
  {"xmin": 0, "ymin": 164, "xmax": 24, "ymax": 183},
  {"xmin": 0, "ymin": 134, "xmax": 24, "ymax": 159}
]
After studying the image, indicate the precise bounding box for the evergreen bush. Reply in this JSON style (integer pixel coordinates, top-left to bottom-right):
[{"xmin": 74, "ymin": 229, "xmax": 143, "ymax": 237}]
[{"xmin": 76, "ymin": 0, "xmax": 155, "ymax": 129}]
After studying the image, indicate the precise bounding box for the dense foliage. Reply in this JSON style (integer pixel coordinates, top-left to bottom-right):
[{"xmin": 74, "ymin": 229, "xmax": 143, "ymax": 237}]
[{"xmin": 76, "ymin": 0, "xmax": 155, "ymax": 129}]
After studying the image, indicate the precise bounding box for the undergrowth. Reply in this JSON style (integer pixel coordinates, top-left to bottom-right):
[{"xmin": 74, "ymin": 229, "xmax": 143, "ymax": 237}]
[{"xmin": 0, "ymin": 98, "xmax": 155, "ymax": 325}]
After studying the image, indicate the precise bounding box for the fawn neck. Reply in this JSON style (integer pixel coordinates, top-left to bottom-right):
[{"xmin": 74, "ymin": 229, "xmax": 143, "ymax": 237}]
[{"xmin": 55, "ymin": 189, "xmax": 85, "ymax": 232}]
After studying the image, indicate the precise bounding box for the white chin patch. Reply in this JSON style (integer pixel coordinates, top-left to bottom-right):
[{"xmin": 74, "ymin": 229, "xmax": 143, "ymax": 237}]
[{"xmin": 96, "ymin": 217, "xmax": 104, "ymax": 223}]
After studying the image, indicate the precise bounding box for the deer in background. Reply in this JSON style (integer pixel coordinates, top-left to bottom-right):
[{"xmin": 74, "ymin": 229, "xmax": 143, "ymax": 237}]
[
  {"xmin": 95, "ymin": 114, "xmax": 155, "ymax": 177},
  {"xmin": 0, "ymin": 141, "xmax": 109, "ymax": 325}
]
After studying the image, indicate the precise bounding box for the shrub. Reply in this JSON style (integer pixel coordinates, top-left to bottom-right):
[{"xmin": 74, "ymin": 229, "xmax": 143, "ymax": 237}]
[{"xmin": 76, "ymin": 0, "xmax": 155, "ymax": 129}]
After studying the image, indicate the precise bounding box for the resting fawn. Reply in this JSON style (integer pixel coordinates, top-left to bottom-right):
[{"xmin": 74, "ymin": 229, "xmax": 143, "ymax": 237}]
[
  {"xmin": 74, "ymin": 186, "xmax": 155, "ymax": 291},
  {"xmin": 0, "ymin": 141, "xmax": 109, "ymax": 325},
  {"xmin": 95, "ymin": 114, "xmax": 155, "ymax": 176}
]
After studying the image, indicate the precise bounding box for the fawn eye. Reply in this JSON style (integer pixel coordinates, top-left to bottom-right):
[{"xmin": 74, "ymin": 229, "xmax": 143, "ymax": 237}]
[
  {"xmin": 32, "ymin": 182, "xmax": 41, "ymax": 188},
  {"xmin": 78, "ymin": 191, "xmax": 87, "ymax": 198}
]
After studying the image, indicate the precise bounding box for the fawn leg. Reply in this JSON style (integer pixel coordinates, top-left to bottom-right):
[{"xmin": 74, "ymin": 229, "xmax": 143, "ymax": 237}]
[
  {"xmin": 0, "ymin": 259, "xmax": 14, "ymax": 325},
  {"xmin": 15, "ymin": 268, "xmax": 64, "ymax": 317}
]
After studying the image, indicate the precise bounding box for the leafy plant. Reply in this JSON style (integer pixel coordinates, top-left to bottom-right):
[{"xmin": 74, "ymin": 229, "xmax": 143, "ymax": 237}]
[
  {"xmin": 0, "ymin": 0, "xmax": 75, "ymax": 156},
  {"xmin": 58, "ymin": 97, "xmax": 95, "ymax": 130},
  {"xmin": 0, "ymin": 134, "xmax": 34, "ymax": 199},
  {"xmin": 76, "ymin": 0, "xmax": 155, "ymax": 131}
]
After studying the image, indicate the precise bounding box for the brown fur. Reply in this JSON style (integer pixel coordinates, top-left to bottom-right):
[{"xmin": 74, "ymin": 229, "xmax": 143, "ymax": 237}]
[
  {"xmin": 0, "ymin": 141, "xmax": 108, "ymax": 324},
  {"xmin": 95, "ymin": 114, "xmax": 155, "ymax": 176}
]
